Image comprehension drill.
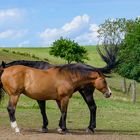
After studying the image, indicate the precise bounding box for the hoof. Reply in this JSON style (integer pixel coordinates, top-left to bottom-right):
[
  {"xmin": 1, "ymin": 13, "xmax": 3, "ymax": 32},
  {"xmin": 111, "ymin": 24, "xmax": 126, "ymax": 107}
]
[
  {"xmin": 12, "ymin": 127, "xmax": 21, "ymax": 134},
  {"xmin": 15, "ymin": 128, "xmax": 20, "ymax": 133},
  {"xmin": 42, "ymin": 128, "xmax": 48, "ymax": 133},
  {"xmin": 15, "ymin": 131, "xmax": 22, "ymax": 135},
  {"xmin": 86, "ymin": 127, "xmax": 95, "ymax": 134},
  {"xmin": 57, "ymin": 128, "xmax": 69, "ymax": 134},
  {"xmin": 15, "ymin": 132, "xmax": 22, "ymax": 135}
]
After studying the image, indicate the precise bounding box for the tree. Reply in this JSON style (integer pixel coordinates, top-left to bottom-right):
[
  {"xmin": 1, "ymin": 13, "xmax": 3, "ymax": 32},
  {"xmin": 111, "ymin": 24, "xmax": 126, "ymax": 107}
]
[
  {"xmin": 116, "ymin": 18, "xmax": 140, "ymax": 82},
  {"xmin": 97, "ymin": 18, "xmax": 127, "ymax": 92},
  {"xmin": 98, "ymin": 18, "xmax": 126, "ymax": 46},
  {"xmin": 115, "ymin": 18, "xmax": 140, "ymax": 103},
  {"xmin": 49, "ymin": 37, "xmax": 88, "ymax": 64}
]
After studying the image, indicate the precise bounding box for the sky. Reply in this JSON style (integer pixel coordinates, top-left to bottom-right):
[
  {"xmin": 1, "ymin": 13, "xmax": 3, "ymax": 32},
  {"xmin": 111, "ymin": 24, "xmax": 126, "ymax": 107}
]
[{"xmin": 0, "ymin": 0, "xmax": 140, "ymax": 47}]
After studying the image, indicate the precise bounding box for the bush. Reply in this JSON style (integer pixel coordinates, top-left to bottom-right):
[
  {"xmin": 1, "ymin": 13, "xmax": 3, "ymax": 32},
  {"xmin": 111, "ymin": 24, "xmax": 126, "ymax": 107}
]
[{"xmin": 49, "ymin": 37, "xmax": 88, "ymax": 64}]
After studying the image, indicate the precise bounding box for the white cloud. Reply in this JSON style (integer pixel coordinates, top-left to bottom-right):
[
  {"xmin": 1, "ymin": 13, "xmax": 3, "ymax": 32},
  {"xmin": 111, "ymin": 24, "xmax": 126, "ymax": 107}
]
[
  {"xmin": 0, "ymin": 29, "xmax": 28, "ymax": 39},
  {"xmin": 0, "ymin": 8, "xmax": 23, "ymax": 23},
  {"xmin": 75, "ymin": 23, "xmax": 99, "ymax": 45},
  {"xmin": 18, "ymin": 40, "xmax": 30, "ymax": 47},
  {"xmin": 89, "ymin": 24, "xmax": 99, "ymax": 32},
  {"xmin": 40, "ymin": 14, "xmax": 99, "ymax": 45},
  {"xmin": 62, "ymin": 14, "xmax": 89, "ymax": 32}
]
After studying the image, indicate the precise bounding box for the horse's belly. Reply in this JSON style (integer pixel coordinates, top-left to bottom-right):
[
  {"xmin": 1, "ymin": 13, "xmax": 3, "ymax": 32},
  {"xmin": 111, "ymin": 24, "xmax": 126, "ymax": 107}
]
[
  {"xmin": 24, "ymin": 74, "xmax": 58, "ymax": 100},
  {"xmin": 24, "ymin": 86, "xmax": 57, "ymax": 100}
]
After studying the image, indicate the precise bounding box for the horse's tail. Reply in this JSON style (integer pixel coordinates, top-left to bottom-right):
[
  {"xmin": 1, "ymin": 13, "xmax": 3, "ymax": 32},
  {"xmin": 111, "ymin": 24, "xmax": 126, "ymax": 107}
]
[
  {"xmin": 96, "ymin": 45, "xmax": 119, "ymax": 74},
  {"xmin": 0, "ymin": 69, "xmax": 4, "ymax": 103}
]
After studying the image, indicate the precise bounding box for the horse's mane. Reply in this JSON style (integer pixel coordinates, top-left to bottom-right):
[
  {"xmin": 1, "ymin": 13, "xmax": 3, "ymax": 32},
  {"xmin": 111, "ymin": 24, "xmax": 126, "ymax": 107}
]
[
  {"xmin": 2, "ymin": 60, "xmax": 53, "ymax": 68},
  {"xmin": 54, "ymin": 63, "xmax": 101, "ymax": 78},
  {"xmin": 7, "ymin": 60, "xmax": 50, "ymax": 65},
  {"xmin": 1, "ymin": 60, "xmax": 107, "ymax": 78}
]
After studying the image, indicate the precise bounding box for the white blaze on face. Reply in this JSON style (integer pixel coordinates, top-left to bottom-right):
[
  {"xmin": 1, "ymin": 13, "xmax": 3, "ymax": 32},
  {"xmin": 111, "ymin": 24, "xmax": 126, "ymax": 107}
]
[
  {"xmin": 107, "ymin": 85, "xmax": 112, "ymax": 94},
  {"xmin": 104, "ymin": 85, "xmax": 112, "ymax": 98}
]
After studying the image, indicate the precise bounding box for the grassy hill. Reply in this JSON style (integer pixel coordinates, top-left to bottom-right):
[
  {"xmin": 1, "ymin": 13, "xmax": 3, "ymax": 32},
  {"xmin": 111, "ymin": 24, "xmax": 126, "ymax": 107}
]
[
  {"xmin": 0, "ymin": 48, "xmax": 37, "ymax": 62},
  {"xmin": 0, "ymin": 46, "xmax": 140, "ymax": 135},
  {"xmin": 0, "ymin": 46, "xmax": 105, "ymax": 66}
]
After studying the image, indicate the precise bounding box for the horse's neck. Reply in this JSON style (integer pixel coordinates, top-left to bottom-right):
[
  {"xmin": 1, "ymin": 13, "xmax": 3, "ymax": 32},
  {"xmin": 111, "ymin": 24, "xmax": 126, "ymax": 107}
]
[{"xmin": 70, "ymin": 73, "xmax": 93, "ymax": 88}]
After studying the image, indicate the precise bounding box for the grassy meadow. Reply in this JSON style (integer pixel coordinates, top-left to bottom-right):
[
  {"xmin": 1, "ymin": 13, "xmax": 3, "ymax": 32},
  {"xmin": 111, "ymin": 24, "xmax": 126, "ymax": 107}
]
[
  {"xmin": 0, "ymin": 46, "xmax": 140, "ymax": 135},
  {"xmin": 1, "ymin": 46, "xmax": 105, "ymax": 66}
]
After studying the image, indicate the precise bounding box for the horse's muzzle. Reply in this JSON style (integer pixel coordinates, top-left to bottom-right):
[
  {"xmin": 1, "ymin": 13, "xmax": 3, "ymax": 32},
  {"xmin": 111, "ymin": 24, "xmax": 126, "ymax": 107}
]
[{"xmin": 104, "ymin": 92, "xmax": 112, "ymax": 98}]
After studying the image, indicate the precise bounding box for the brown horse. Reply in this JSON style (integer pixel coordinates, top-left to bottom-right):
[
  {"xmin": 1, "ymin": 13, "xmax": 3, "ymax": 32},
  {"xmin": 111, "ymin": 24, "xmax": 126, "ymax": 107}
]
[{"xmin": 0, "ymin": 63, "xmax": 111, "ymax": 134}]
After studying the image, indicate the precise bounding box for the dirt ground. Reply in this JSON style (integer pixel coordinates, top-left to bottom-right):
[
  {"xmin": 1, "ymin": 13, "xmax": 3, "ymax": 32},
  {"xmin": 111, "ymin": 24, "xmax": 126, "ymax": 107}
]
[{"xmin": 0, "ymin": 127, "xmax": 140, "ymax": 140}]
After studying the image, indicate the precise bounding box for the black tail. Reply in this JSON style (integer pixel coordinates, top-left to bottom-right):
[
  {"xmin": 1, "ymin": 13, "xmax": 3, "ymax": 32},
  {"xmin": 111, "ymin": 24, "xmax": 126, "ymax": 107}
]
[
  {"xmin": 0, "ymin": 69, "xmax": 4, "ymax": 103},
  {"xmin": 96, "ymin": 44, "xmax": 118, "ymax": 74}
]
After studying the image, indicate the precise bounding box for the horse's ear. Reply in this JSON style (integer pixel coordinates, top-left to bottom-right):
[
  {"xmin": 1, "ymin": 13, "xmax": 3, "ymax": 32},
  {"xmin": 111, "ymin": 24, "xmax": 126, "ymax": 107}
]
[
  {"xmin": 1, "ymin": 61, "xmax": 5, "ymax": 68},
  {"xmin": 97, "ymin": 71, "xmax": 103, "ymax": 77},
  {"xmin": 97, "ymin": 71, "xmax": 112, "ymax": 78}
]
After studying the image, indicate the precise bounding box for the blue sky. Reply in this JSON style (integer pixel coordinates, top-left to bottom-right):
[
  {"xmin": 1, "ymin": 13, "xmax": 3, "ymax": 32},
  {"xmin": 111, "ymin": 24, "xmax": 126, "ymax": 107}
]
[{"xmin": 0, "ymin": 0, "xmax": 139, "ymax": 47}]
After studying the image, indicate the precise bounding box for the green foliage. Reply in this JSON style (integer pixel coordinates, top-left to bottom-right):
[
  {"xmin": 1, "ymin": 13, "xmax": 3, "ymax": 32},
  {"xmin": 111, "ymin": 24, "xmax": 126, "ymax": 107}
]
[
  {"xmin": 49, "ymin": 37, "xmax": 88, "ymax": 63},
  {"xmin": 116, "ymin": 18, "xmax": 140, "ymax": 82}
]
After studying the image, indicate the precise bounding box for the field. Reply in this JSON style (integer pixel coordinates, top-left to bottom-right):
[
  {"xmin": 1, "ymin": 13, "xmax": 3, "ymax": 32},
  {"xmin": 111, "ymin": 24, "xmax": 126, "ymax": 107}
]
[{"xmin": 0, "ymin": 46, "xmax": 140, "ymax": 140}]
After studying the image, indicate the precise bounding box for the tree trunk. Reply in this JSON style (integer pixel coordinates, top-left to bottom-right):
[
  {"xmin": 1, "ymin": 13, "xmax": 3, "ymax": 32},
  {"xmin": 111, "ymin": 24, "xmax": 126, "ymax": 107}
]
[
  {"xmin": 131, "ymin": 80, "xmax": 136, "ymax": 103},
  {"xmin": 67, "ymin": 60, "xmax": 71, "ymax": 64},
  {"xmin": 121, "ymin": 77, "xmax": 127, "ymax": 93}
]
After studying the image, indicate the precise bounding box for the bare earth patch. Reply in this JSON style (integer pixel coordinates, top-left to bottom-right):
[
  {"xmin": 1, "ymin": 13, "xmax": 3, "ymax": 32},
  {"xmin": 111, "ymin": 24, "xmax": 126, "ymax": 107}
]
[{"xmin": 0, "ymin": 127, "xmax": 140, "ymax": 140}]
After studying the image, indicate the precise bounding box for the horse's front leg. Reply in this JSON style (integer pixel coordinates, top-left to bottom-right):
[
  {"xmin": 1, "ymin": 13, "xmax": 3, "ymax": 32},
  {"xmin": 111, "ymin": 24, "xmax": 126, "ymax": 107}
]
[
  {"xmin": 58, "ymin": 96, "xmax": 69, "ymax": 134},
  {"xmin": 7, "ymin": 95, "xmax": 20, "ymax": 133},
  {"xmin": 37, "ymin": 100, "xmax": 48, "ymax": 133},
  {"xmin": 79, "ymin": 86, "xmax": 96, "ymax": 133}
]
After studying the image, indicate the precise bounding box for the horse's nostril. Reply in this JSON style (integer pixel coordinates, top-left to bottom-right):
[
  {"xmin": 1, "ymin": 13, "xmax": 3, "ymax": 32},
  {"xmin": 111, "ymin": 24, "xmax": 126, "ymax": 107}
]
[{"xmin": 110, "ymin": 93, "xmax": 112, "ymax": 96}]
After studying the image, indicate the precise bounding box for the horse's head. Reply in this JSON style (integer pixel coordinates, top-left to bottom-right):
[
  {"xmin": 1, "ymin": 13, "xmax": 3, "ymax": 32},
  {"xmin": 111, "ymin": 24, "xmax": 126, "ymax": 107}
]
[{"xmin": 92, "ymin": 71, "xmax": 112, "ymax": 98}]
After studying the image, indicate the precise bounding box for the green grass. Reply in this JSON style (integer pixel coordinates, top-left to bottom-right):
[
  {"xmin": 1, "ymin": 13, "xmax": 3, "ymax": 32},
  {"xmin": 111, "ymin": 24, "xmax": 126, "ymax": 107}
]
[
  {"xmin": 0, "ymin": 49, "xmax": 37, "ymax": 62},
  {"xmin": 1, "ymin": 46, "xmax": 105, "ymax": 66},
  {"xmin": 0, "ymin": 93, "xmax": 140, "ymax": 135},
  {"xmin": 1, "ymin": 47, "xmax": 66, "ymax": 64}
]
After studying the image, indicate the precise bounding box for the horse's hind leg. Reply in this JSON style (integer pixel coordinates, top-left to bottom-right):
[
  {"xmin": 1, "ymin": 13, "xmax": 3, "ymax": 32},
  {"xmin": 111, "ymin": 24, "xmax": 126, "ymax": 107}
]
[
  {"xmin": 37, "ymin": 100, "xmax": 48, "ymax": 133},
  {"xmin": 56, "ymin": 100, "xmax": 62, "ymax": 128},
  {"xmin": 57, "ymin": 97, "xmax": 69, "ymax": 134},
  {"xmin": 7, "ymin": 95, "xmax": 20, "ymax": 133}
]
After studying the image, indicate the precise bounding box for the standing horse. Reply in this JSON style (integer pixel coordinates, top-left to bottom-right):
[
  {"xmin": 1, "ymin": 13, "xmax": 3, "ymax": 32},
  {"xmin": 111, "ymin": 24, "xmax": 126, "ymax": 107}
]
[
  {"xmin": 0, "ymin": 60, "xmax": 99, "ymax": 133},
  {"xmin": 0, "ymin": 64, "xmax": 112, "ymax": 134}
]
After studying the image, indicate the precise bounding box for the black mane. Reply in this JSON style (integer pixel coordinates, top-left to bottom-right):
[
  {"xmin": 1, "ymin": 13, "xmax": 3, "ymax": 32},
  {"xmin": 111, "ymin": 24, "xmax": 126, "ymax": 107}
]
[
  {"xmin": 1, "ymin": 60, "xmax": 111, "ymax": 75},
  {"xmin": 54, "ymin": 63, "xmax": 100, "ymax": 78},
  {"xmin": 2, "ymin": 60, "xmax": 53, "ymax": 69}
]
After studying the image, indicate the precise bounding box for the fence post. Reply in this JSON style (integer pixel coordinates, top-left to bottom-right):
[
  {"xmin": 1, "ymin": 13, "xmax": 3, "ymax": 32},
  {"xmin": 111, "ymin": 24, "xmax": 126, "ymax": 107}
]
[
  {"xmin": 131, "ymin": 80, "xmax": 136, "ymax": 103},
  {"xmin": 121, "ymin": 77, "xmax": 127, "ymax": 93}
]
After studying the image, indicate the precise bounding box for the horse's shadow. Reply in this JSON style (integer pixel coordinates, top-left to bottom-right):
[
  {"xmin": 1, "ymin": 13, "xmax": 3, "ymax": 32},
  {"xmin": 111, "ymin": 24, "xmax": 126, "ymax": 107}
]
[{"xmin": 22, "ymin": 128, "xmax": 140, "ymax": 136}]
